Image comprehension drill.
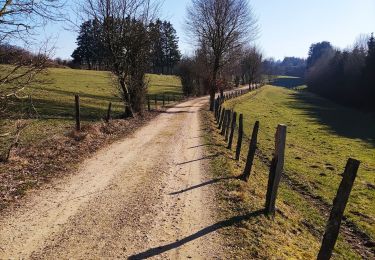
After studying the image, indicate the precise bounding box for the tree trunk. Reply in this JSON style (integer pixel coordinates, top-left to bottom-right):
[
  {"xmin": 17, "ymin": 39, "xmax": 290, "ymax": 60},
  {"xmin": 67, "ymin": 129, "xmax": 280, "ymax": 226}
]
[
  {"xmin": 119, "ymin": 80, "xmax": 134, "ymax": 118},
  {"xmin": 209, "ymin": 90, "xmax": 215, "ymax": 111}
]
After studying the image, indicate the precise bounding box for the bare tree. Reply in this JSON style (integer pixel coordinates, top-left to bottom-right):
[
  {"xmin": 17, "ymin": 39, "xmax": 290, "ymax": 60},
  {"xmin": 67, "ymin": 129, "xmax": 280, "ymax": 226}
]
[
  {"xmin": 76, "ymin": 0, "xmax": 159, "ymax": 117},
  {"xmin": 186, "ymin": 0, "xmax": 258, "ymax": 110},
  {"xmin": 0, "ymin": 0, "xmax": 64, "ymax": 162},
  {"xmin": 0, "ymin": 0, "xmax": 64, "ymax": 110},
  {"xmin": 241, "ymin": 46, "xmax": 263, "ymax": 88},
  {"xmin": 0, "ymin": 0, "xmax": 64, "ymax": 43}
]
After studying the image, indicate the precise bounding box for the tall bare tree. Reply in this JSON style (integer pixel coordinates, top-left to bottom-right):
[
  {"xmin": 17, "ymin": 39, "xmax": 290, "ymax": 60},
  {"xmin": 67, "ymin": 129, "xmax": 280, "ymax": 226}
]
[
  {"xmin": 186, "ymin": 0, "xmax": 258, "ymax": 110},
  {"xmin": 0, "ymin": 0, "xmax": 64, "ymax": 112},
  {"xmin": 0, "ymin": 0, "xmax": 64, "ymax": 162},
  {"xmin": 77, "ymin": 0, "xmax": 159, "ymax": 117},
  {"xmin": 241, "ymin": 46, "xmax": 263, "ymax": 88}
]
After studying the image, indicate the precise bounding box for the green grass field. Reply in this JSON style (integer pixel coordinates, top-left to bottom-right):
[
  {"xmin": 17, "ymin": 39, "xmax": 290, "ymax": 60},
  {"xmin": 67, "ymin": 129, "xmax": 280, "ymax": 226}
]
[
  {"xmin": 214, "ymin": 82, "xmax": 374, "ymax": 257},
  {"xmin": 1, "ymin": 67, "xmax": 182, "ymax": 156}
]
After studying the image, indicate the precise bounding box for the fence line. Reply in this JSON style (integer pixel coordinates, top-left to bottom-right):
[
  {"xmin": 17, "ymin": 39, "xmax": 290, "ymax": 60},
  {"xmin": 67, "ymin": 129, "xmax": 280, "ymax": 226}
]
[{"xmin": 211, "ymin": 85, "xmax": 361, "ymax": 258}]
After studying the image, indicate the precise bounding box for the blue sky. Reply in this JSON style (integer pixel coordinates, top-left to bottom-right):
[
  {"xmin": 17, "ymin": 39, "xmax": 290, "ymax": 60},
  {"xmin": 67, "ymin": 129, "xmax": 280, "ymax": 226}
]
[{"xmin": 41, "ymin": 0, "xmax": 375, "ymax": 60}]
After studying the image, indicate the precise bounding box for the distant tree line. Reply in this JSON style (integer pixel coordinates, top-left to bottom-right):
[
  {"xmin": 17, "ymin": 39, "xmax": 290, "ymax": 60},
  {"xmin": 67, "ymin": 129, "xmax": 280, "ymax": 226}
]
[
  {"xmin": 261, "ymin": 57, "xmax": 306, "ymax": 78},
  {"xmin": 177, "ymin": 45, "xmax": 264, "ymax": 97},
  {"xmin": 71, "ymin": 18, "xmax": 181, "ymax": 74},
  {"xmin": 306, "ymin": 34, "xmax": 375, "ymax": 111}
]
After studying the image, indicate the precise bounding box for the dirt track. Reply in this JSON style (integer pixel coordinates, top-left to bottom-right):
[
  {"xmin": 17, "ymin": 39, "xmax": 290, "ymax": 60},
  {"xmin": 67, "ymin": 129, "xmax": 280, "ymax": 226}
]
[{"xmin": 0, "ymin": 96, "xmax": 224, "ymax": 259}]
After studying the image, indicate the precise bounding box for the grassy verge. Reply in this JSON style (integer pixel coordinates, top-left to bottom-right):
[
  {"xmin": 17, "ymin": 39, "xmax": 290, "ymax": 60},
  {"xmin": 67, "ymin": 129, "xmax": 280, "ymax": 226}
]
[{"xmin": 200, "ymin": 85, "xmax": 374, "ymax": 258}]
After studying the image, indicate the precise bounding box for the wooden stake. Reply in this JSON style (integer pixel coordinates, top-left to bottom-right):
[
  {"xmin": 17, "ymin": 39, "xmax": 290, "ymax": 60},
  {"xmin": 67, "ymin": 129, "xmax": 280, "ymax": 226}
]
[
  {"xmin": 225, "ymin": 110, "xmax": 232, "ymax": 141},
  {"xmin": 317, "ymin": 158, "xmax": 360, "ymax": 260},
  {"xmin": 147, "ymin": 96, "xmax": 151, "ymax": 111},
  {"xmin": 240, "ymin": 121, "xmax": 259, "ymax": 181},
  {"xmin": 227, "ymin": 112, "xmax": 237, "ymax": 149},
  {"xmin": 265, "ymin": 124, "xmax": 287, "ymax": 216},
  {"xmin": 221, "ymin": 110, "xmax": 228, "ymax": 135},
  {"xmin": 106, "ymin": 102, "xmax": 112, "ymax": 122},
  {"xmin": 218, "ymin": 108, "xmax": 225, "ymax": 129},
  {"xmin": 235, "ymin": 114, "xmax": 244, "ymax": 160},
  {"xmin": 75, "ymin": 95, "xmax": 81, "ymax": 131}
]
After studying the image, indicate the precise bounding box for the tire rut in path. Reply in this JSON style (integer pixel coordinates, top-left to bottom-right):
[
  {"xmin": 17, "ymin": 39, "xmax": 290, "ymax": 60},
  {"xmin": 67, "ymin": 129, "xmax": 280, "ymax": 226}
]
[{"xmin": 0, "ymin": 97, "xmax": 224, "ymax": 259}]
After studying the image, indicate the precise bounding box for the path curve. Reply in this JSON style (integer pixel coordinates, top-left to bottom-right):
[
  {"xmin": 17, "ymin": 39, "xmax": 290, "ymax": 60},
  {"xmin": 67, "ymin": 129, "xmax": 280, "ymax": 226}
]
[{"xmin": 0, "ymin": 96, "xmax": 224, "ymax": 259}]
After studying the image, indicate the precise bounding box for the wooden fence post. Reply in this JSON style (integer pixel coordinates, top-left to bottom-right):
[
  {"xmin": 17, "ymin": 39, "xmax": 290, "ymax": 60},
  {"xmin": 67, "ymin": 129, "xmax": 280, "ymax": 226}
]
[
  {"xmin": 214, "ymin": 98, "xmax": 218, "ymax": 117},
  {"xmin": 106, "ymin": 102, "xmax": 112, "ymax": 122},
  {"xmin": 317, "ymin": 158, "xmax": 361, "ymax": 260},
  {"xmin": 265, "ymin": 124, "xmax": 287, "ymax": 216},
  {"xmin": 147, "ymin": 96, "xmax": 151, "ymax": 111},
  {"xmin": 74, "ymin": 95, "xmax": 81, "ymax": 131},
  {"xmin": 221, "ymin": 110, "xmax": 228, "ymax": 135},
  {"xmin": 216, "ymin": 103, "xmax": 221, "ymax": 122},
  {"xmin": 240, "ymin": 121, "xmax": 259, "ymax": 181},
  {"xmin": 225, "ymin": 110, "xmax": 232, "ymax": 141},
  {"xmin": 218, "ymin": 108, "xmax": 225, "ymax": 129},
  {"xmin": 235, "ymin": 114, "xmax": 244, "ymax": 160},
  {"xmin": 154, "ymin": 95, "xmax": 157, "ymax": 109},
  {"xmin": 227, "ymin": 112, "xmax": 237, "ymax": 149}
]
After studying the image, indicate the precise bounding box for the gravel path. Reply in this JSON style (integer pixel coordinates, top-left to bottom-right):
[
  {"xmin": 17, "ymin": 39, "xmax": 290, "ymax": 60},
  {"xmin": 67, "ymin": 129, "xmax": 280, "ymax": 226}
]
[{"xmin": 0, "ymin": 96, "xmax": 224, "ymax": 259}]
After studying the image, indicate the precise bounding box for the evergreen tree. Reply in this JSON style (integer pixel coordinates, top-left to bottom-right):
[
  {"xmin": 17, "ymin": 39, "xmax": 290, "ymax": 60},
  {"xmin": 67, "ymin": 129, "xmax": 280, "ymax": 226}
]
[{"xmin": 149, "ymin": 19, "xmax": 181, "ymax": 74}]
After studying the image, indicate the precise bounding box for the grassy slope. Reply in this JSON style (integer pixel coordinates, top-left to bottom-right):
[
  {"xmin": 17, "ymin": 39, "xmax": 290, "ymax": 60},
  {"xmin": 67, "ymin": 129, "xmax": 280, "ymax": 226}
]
[
  {"xmin": 203, "ymin": 83, "xmax": 374, "ymax": 258},
  {"xmin": 1, "ymin": 67, "xmax": 182, "ymax": 155},
  {"xmin": 224, "ymin": 86, "xmax": 375, "ymax": 240},
  {"xmin": 202, "ymin": 109, "xmax": 359, "ymax": 259}
]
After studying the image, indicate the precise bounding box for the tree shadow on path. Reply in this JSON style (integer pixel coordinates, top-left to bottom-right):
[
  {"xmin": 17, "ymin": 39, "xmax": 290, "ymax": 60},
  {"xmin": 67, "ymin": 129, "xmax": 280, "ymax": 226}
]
[
  {"xmin": 169, "ymin": 176, "xmax": 238, "ymax": 195},
  {"xmin": 128, "ymin": 209, "xmax": 265, "ymax": 260}
]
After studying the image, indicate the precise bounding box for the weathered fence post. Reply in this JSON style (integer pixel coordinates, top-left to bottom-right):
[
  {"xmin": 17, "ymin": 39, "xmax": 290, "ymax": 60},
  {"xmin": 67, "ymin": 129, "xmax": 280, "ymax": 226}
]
[
  {"xmin": 227, "ymin": 112, "xmax": 237, "ymax": 149},
  {"xmin": 74, "ymin": 95, "xmax": 81, "ymax": 131},
  {"xmin": 218, "ymin": 108, "xmax": 225, "ymax": 129},
  {"xmin": 221, "ymin": 110, "xmax": 228, "ymax": 135},
  {"xmin": 147, "ymin": 96, "xmax": 151, "ymax": 111},
  {"xmin": 317, "ymin": 158, "xmax": 361, "ymax": 260},
  {"xmin": 240, "ymin": 121, "xmax": 259, "ymax": 181},
  {"xmin": 106, "ymin": 102, "xmax": 112, "ymax": 122},
  {"xmin": 216, "ymin": 102, "xmax": 221, "ymax": 122},
  {"xmin": 265, "ymin": 124, "xmax": 287, "ymax": 216},
  {"xmin": 154, "ymin": 95, "xmax": 157, "ymax": 109},
  {"xmin": 214, "ymin": 98, "xmax": 218, "ymax": 117},
  {"xmin": 225, "ymin": 110, "xmax": 233, "ymax": 141},
  {"xmin": 235, "ymin": 114, "xmax": 244, "ymax": 160}
]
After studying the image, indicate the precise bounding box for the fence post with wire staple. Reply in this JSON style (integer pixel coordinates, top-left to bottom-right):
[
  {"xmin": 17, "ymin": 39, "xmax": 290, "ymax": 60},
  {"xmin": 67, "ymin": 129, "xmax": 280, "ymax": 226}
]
[
  {"xmin": 317, "ymin": 158, "xmax": 361, "ymax": 260},
  {"xmin": 240, "ymin": 121, "xmax": 259, "ymax": 181},
  {"xmin": 227, "ymin": 112, "xmax": 237, "ymax": 149},
  {"xmin": 265, "ymin": 124, "xmax": 287, "ymax": 216},
  {"xmin": 235, "ymin": 114, "xmax": 244, "ymax": 160},
  {"xmin": 74, "ymin": 95, "xmax": 81, "ymax": 131}
]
